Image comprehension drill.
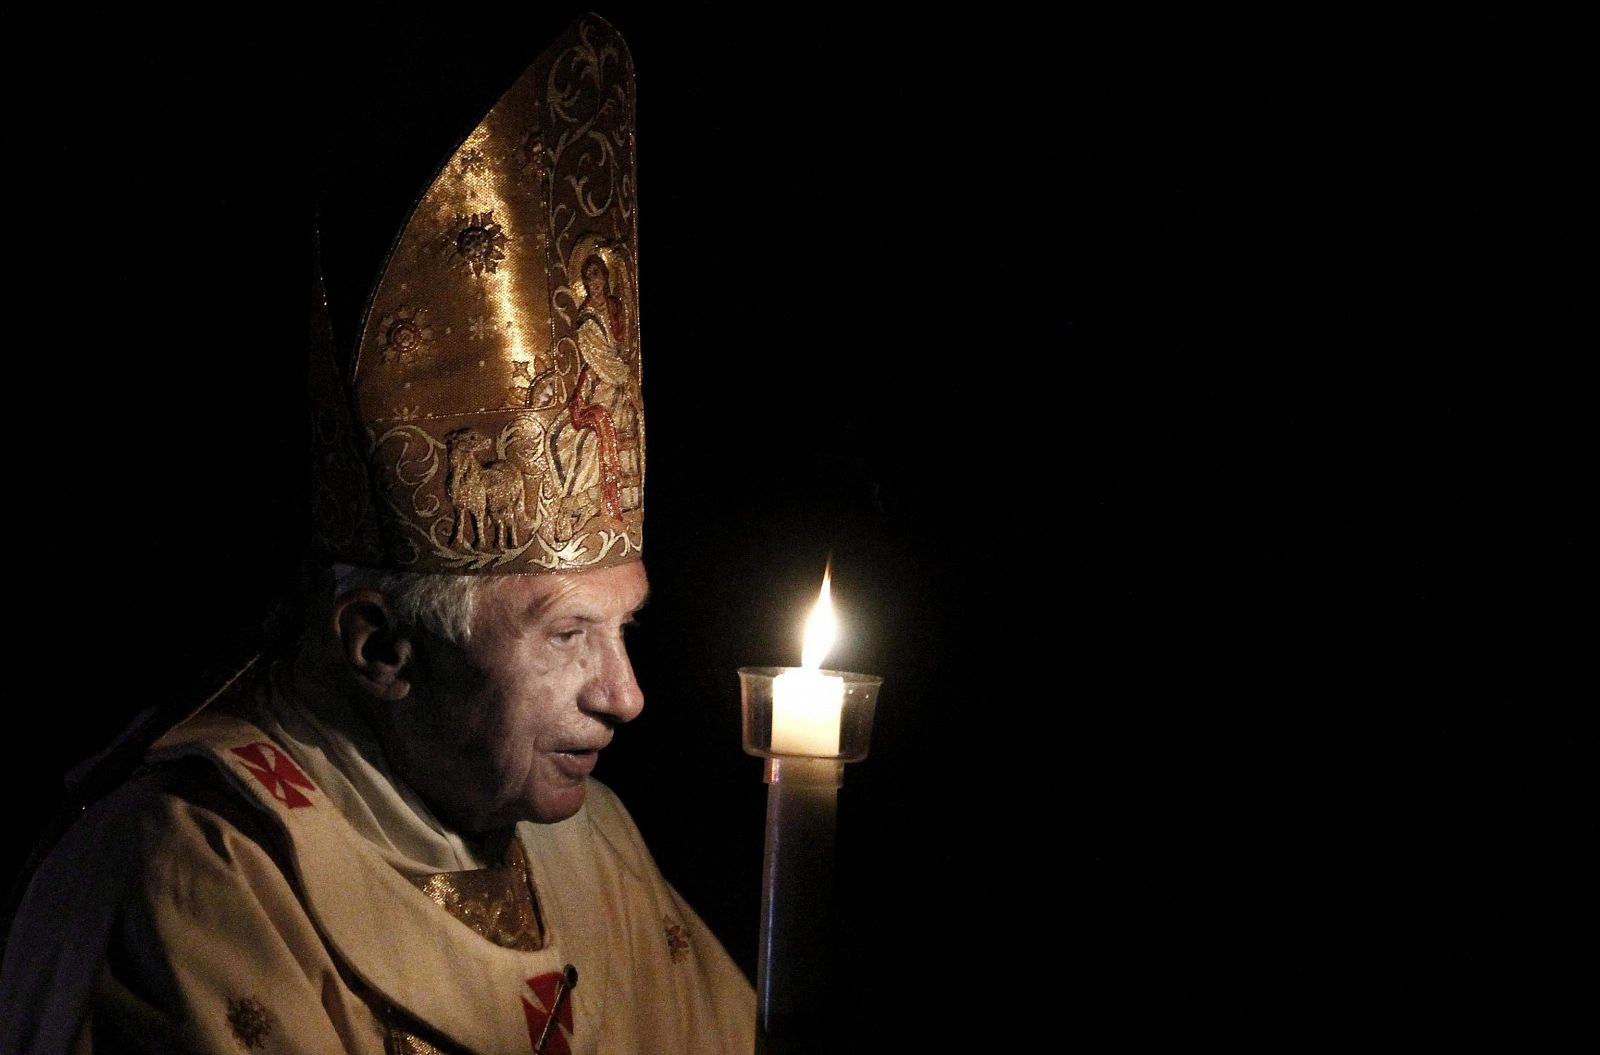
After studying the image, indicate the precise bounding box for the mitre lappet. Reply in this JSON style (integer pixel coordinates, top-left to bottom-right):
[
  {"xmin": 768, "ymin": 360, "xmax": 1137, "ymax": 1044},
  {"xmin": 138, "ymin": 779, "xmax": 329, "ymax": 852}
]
[{"xmin": 311, "ymin": 15, "xmax": 644, "ymax": 574}]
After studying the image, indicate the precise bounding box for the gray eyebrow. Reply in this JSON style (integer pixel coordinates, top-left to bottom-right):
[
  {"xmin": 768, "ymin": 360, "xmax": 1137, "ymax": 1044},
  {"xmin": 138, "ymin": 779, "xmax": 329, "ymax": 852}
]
[{"xmin": 546, "ymin": 588, "xmax": 650, "ymax": 624}]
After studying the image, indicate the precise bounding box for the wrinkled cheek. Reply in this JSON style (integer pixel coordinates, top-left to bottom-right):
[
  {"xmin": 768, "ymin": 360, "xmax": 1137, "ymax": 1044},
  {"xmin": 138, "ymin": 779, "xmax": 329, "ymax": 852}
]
[{"xmin": 486, "ymin": 736, "xmax": 533, "ymax": 797}]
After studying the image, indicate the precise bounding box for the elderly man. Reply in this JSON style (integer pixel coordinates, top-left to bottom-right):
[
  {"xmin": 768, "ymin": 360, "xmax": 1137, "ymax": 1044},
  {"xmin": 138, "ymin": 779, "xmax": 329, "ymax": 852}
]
[{"xmin": 1, "ymin": 16, "xmax": 753, "ymax": 1054}]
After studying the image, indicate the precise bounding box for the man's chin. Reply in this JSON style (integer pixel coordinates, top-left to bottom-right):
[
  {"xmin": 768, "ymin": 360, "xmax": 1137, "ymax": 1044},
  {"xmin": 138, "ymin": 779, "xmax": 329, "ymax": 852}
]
[{"xmin": 523, "ymin": 781, "xmax": 588, "ymax": 825}]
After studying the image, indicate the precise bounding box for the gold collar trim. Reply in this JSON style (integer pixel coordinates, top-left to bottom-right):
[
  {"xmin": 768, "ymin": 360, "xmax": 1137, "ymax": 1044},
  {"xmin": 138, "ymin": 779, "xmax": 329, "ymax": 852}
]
[{"xmin": 407, "ymin": 837, "xmax": 546, "ymax": 951}]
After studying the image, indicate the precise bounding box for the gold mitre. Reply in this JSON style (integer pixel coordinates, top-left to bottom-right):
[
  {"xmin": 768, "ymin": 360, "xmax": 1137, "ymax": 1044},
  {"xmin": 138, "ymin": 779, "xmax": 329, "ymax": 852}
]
[{"xmin": 311, "ymin": 16, "xmax": 643, "ymax": 574}]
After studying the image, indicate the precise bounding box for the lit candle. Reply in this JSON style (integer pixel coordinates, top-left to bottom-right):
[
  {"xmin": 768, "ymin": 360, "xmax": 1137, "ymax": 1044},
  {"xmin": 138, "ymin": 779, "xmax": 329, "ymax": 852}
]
[
  {"xmin": 770, "ymin": 569, "xmax": 845, "ymax": 756},
  {"xmin": 738, "ymin": 566, "xmax": 884, "ymax": 1053}
]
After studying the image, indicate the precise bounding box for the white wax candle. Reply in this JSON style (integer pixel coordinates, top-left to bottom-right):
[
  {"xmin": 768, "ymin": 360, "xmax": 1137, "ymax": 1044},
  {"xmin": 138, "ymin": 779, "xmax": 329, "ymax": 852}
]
[{"xmin": 770, "ymin": 667, "xmax": 844, "ymax": 756}]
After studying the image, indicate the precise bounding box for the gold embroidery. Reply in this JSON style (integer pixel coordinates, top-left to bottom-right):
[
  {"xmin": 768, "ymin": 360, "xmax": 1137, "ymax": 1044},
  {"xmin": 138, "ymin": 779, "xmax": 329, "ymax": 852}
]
[
  {"xmin": 445, "ymin": 426, "xmax": 542, "ymax": 550},
  {"xmin": 444, "ymin": 211, "xmax": 508, "ymax": 277},
  {"xmin": 387, "ymin": 1030, "xmax": 454, "ymax": 1055},
  {"xmin": 407, "ymin": 837, "xmax": 546, "ymax": 951},
  {"xmin": 663, "ymin": 916, "xmax": 690, "ymax": 963},
  {"xmin": 225, "ymin": 996, "xmax": 271, "ymax": 1050},
  {"xmin": 376, "ymin": 306, "xmax": 435, "ymax": 367}
]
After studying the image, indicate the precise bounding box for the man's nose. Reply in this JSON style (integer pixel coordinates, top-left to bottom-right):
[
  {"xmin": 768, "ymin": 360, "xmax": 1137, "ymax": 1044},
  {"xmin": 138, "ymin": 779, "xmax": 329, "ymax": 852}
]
[{"xmin": 582, "ymin": 636, "xmax": 644, "ymax": 724}]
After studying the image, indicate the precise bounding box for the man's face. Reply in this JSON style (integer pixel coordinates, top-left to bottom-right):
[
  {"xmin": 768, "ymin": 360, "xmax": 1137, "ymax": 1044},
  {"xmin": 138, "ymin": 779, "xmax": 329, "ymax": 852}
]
[
  {"xmin": 584, "ymin": 259, "xmax": 607, "ymax": 294},
  {"xmin": 386, "ymin": 560, "xmax": 648, "ymax": 831}
]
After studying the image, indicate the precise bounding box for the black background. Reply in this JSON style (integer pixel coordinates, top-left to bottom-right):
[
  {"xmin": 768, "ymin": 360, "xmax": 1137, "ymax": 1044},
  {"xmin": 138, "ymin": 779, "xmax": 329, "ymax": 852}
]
[{"xmin": 8, "ymin": 6, "xmax": 1585, "ymax": 1048}]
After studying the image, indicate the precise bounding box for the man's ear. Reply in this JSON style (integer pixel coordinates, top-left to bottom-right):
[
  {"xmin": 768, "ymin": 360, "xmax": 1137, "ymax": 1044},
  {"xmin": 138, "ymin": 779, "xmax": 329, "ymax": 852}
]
[{"xmin": 332, "ymin": 590, "xmax": 415, "ymax": 702}]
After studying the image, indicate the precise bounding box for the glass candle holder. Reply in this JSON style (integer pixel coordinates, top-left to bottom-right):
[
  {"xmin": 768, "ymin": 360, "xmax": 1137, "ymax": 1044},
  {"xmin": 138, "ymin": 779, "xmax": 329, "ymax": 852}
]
[{"xmin": 738, "ymin": 666, "xmax": 883, "ymax": 762}]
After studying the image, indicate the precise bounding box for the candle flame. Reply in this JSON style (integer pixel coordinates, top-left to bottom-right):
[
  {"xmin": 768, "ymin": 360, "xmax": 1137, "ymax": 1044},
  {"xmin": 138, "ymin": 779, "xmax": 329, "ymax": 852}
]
[{"xmin": 800, "ymin": 567, "xmax": 836, "ymax": 671}]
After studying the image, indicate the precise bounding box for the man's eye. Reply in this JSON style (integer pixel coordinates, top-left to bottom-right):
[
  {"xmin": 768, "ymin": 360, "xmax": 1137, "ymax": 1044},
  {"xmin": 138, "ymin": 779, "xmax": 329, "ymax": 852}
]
[{"xmin": 552, "ymin": 629, "xmax": 584, "ymax": 646}]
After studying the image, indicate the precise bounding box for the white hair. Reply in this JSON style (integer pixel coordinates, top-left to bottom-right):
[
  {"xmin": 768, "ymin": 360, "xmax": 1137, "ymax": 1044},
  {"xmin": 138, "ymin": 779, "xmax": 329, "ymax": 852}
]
[{"xmin": 331, "ymin": 563, "xmax": 493, "ymax": 646}]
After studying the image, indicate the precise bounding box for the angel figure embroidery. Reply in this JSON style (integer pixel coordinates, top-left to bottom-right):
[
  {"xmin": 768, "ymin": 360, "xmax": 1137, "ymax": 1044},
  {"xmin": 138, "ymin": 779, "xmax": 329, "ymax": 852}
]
[{"xmin": 563, "ymin": 250, "xmax": 642, "ymax": 523}]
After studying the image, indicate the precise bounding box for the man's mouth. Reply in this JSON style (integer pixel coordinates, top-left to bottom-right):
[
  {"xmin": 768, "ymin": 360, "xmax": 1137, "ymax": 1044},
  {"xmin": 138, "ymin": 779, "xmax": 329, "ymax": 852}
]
[{"xmin": 551, "ymin": 747, "xmax": 601, "ymax": 779}]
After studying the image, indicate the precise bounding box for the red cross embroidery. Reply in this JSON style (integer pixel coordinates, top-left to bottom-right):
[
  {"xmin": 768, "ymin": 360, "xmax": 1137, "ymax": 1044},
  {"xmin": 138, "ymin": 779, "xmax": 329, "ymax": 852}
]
[
  {"xmin": 229, "ymin": 743, "xmax": 317, "ymax": 809},
  {"xmin": 522, "ymin": 971, "xmax": 575, "ymax": 1055}
]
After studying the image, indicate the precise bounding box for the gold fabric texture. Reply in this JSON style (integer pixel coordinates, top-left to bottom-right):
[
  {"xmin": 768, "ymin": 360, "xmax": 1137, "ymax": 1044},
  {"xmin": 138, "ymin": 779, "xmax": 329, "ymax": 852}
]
[
  {"xmin": 386, "ymin": 1026, "xmax": 459, "ymax": 1055},
  {"xmin": 312, "ymin": 15, "xmax": 643, "ymax": 573},
  {"xmin": 406, "ymin": 839, "xmax": 546, "ymax": 952}
]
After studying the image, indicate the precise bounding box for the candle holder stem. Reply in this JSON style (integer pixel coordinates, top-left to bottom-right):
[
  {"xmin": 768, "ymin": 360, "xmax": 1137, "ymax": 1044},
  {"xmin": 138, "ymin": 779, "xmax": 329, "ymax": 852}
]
[{"xmin": 756, "ymin": 757, "xmax": 842, "ymax": 1054}]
